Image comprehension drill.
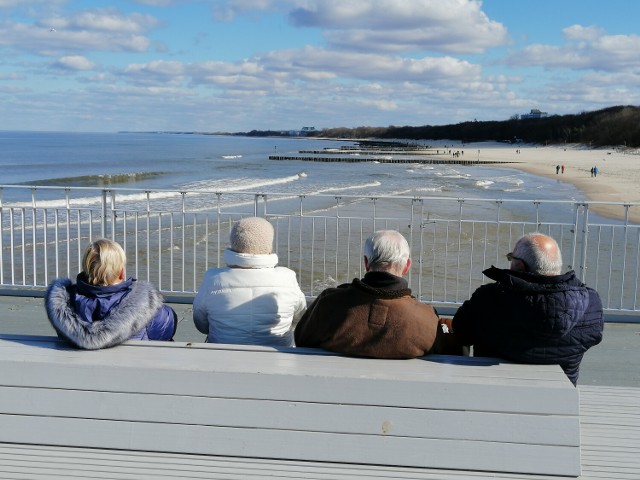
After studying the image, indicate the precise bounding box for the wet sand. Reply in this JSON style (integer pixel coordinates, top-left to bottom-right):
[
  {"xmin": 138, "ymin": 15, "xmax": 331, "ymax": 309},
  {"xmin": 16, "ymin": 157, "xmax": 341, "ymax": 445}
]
[{"xmin": 457, "ymin": 143, "xmax": 640, "ymax": 224}]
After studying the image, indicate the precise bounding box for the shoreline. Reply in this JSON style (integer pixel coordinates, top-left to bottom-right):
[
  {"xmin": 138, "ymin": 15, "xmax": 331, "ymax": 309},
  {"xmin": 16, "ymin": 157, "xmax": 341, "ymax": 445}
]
[{"xmin": 435, "ymin": 142, "xmax": 640, "ymax": 225}]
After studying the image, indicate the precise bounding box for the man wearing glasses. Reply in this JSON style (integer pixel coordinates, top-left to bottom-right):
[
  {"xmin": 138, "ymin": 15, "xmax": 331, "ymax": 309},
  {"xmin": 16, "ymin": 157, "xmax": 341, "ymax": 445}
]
[{"xmin": 452, "ymin": 232, "xmax": 604, "ymax": 385}]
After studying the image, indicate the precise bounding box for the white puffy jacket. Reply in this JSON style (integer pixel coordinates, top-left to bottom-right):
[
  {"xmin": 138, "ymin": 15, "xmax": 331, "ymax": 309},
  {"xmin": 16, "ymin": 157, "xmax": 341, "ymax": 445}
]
[{"xmin": 193, "ymin": 249, "xmax": 307, "ymax": 346}]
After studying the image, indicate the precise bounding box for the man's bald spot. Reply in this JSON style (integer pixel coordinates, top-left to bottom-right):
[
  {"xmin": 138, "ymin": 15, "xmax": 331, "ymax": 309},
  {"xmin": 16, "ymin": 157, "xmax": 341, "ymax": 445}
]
[{"xmin": 531, "ymin": 234, "xmax": 561, "ymax": 263}]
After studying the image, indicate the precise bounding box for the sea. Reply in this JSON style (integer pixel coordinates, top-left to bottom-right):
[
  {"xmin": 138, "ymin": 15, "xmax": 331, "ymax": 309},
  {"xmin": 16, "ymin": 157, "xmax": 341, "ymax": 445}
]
[{"xmin": 0, "ymin": 131, "xmax": 585, "ymax": 204}]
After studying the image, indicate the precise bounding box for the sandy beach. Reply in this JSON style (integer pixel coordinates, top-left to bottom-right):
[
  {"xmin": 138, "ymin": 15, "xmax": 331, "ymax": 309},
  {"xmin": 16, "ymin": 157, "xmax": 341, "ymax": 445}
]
[{"xmin": 445, "ymin": 143, "xmax": 640, "ymax": 224}]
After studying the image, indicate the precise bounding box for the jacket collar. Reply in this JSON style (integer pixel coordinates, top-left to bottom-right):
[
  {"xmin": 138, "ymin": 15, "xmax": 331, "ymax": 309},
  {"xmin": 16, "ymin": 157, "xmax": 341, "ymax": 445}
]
[
  {"xmin": 76, "ymin": 273, "xmax": 134, "ymax": 298},
  {"xmin": 353, "ymin": 271, "xmax": 412, "ymax": 298},
  {"xmin": 482, "ymin": 265, "xmax": 580, "ymax": 290},
  {"xmin": 224, "ymin": 248, "xmax": 278, "ymax": 268}
]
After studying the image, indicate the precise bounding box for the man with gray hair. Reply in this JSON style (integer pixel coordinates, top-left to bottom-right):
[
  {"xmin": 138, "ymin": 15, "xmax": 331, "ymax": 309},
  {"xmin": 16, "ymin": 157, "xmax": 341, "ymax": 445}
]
[
  {"xmin": 295, "ymin": 230, "xmax": 460, "ymax": 358},
  {"xmin": 452, "ymin": 232, "xmax": 604, "ymax": 385}
]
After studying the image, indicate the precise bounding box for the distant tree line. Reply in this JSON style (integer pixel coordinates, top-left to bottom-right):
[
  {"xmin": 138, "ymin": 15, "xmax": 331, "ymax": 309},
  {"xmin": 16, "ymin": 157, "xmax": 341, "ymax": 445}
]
[{"xmin": 308, "ymin": 106, "xmax": 640, "ymax": 148}]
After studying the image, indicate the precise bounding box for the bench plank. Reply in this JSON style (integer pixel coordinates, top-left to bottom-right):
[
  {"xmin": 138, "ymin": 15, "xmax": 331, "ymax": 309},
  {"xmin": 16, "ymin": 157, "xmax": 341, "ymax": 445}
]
[
  {"xmin": 0, "ymin": 414, "xmax": 580, "ymax": 475},
  {"xmin": 0, "ymin": 386, "xmax": 580, "ymax": 445}
]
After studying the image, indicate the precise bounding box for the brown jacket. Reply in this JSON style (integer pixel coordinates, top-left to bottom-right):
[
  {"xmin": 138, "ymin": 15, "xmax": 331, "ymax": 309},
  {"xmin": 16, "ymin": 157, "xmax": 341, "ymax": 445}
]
[{"xmin": 294, "ymin": 272, "xmax": 459, "ymax": 358}]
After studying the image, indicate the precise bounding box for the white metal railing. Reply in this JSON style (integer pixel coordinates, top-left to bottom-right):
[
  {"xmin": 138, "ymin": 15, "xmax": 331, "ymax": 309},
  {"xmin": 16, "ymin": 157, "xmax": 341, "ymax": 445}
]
[{"xmin": 1, "ymin": 184, "xmax": 639, "ymax": 313}]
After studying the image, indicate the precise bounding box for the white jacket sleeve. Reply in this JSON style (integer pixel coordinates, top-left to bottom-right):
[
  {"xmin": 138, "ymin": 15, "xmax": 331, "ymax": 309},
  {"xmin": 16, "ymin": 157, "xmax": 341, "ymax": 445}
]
[{"xmin": 192, "ymin": 279, "xmax": 210, "ymax": 335}]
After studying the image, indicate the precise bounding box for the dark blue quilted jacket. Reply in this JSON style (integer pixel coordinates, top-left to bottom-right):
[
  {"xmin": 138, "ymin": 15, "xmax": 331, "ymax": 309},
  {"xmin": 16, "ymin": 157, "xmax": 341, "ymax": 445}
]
[{"xmin": 453, "ymin": 266, "xmax": 604, "ymax": 385}]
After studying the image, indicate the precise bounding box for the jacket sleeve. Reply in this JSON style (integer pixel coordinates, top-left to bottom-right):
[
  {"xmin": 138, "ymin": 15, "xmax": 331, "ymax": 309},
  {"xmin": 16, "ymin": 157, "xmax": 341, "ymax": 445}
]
[
  {"xmin": 451, "ymin": 289, "xmax": 486, "ymax": 347},
  {"xmin": 192, "ymin": 279, "xmax": 210, "ymax": 335},
  {"xmin": 291, "ymin": 288, "xmax": 308, "ymax": 327},
  {"xmin": 146, "ymin": 305, "xmax": 178, "ymax": 341},
  {"xmin": 294, "ymin": 293, "xmax": 329, "ymax": 347}
]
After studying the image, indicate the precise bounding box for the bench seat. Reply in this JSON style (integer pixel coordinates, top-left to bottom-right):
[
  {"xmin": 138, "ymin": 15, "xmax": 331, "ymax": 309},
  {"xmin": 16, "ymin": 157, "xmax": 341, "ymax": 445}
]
[{"xmin": 0, "ymin": 334, "xmax": 580, "ymax": 477}]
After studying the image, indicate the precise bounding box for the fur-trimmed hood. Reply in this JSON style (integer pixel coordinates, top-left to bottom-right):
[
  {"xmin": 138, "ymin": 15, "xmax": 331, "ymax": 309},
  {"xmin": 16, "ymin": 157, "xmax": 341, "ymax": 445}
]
[{"xmin": 45, "ymin": 277, "xmax": 165, "ymax": 350}]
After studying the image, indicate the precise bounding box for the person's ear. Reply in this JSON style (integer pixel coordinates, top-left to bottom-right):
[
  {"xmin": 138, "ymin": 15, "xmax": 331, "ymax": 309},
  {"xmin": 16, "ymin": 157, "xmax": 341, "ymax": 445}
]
[
  {"xmin": 402, "ymin": 258, "xmax": 411, "ymax": 275},
  {"xmin": 363, "ymin": 256, "xmax": 370, "ymax": 272},
  {"xmin": 118, "ymin": 268, "xmax": 125, "ymax": 281}
]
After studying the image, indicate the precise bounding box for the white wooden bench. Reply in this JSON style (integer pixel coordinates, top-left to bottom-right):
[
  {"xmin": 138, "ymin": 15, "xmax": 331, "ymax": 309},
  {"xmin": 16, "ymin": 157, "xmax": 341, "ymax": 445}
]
[{"xmin": 0, "ymin": 334, "xmax": 580, "ymax": 477}]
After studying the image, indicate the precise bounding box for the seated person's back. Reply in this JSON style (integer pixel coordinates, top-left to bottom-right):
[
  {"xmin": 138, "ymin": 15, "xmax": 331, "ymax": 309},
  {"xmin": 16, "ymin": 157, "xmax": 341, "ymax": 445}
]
[
  {"xmin": 45, "ymin": 238, "xmax": 177, "ymax": 349},
  {"xmin": 193, "ymin": 217, "xmax": 306, "ymax": 347},
  {"xmin": 452, "ymin": 232, "xmax": 604, "ymax": 385},
  {"xmin": 295, "ymin": 230, "xmax": 460, "ymax": 357}
]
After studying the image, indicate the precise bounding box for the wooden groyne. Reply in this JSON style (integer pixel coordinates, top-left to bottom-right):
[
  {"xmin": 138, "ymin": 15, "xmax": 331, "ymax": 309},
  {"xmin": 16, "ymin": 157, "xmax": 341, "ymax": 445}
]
[
  {"xmin": 269, "ymin": 155, "xmax": 517, "ymax": 166},
  {"xmin": 298, "ymin": 149, "xmax": 438, "ymax": 156}
]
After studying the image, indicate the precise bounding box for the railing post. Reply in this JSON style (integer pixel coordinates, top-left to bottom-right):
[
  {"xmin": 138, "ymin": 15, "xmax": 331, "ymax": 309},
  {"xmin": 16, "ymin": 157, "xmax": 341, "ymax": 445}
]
[
  {"xmin": 216, "ymin": 192, "xmax": 222, "ymax": 268},
  {"xmin": 495, "ymin": 200, "xmax": 503, "ymax": 265},
  {"xmin": 31, "ymin": 187, "xmax": 37, "ymax": 286},
  {"xmin": 181, "ymin": 191, "xmax": 186, "ymax": 292},
  {"xmin": 146, "ymin": 191, "xmax": 151, "ymax": 281},
  {"xmin": 110, "ymin": 190, "xmax": 117, "ymax": 239},
  {"xmin": 620, "ymin": 204, "xmax": 630, "ymax": 306},
  {"xmin": 371, "ymin": 197, "xmax": 378, "ymax": 230},
  {"xmin": 101, "ymin": 190, "xmax": 108, "ymax": 238},
  {"xmin": 298, "ymin": 195, "xmax": 305, "ymax": 281},
  {"xmin": 578, "ymin": 203, "xmax": 590, "ymax": 281},
  {"xmin": 64, "ymin": 188, "xmax": 71, "ymax": 276},
  {"xmin": 0, "ymin": 187, "xmax": 4, "ymax": 284},
  {"xmin": 335, "ymin": 196, "xmax": 342, "ymax": 282}
]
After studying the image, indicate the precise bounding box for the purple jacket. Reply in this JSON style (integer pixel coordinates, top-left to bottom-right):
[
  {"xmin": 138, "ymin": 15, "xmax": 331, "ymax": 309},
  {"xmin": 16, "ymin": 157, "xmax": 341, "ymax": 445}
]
[
  {"xmin": 74, "ymin": 275, "xmax": 176, "ymax": 341},
  {"xmin": 45, "ymin": 274, "xmax": 177, "ymax": 349}
]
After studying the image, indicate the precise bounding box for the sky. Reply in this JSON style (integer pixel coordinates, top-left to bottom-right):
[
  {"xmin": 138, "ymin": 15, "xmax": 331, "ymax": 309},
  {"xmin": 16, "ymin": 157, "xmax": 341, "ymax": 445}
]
[{"xmin": 1, "ymin": 0, "xmax": 640, "ymax": 133}]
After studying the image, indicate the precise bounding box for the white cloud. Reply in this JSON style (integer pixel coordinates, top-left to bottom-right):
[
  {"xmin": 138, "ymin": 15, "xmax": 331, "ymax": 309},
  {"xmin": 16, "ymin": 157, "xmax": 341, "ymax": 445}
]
[
  {"xmin": 260, "ymin": 46, "xmax": 481, "ymax": 82},
  {"xmin": 288, "ymin": 0, "xmax": 509, "ymax": 54},
  {"xmin": 508, "ymin": 24, "xmax": 640, "ymax": 72},
  {"xmin": 53, "ymin": 55, "xmax": 96, "ymax": 70},
  {"xmin": 0, "ymin": 8, "xmax": 158, "ymax": 56},
  {"xmin": 48, "ymin": 9, "xmax": 159, "ymax": 33}
]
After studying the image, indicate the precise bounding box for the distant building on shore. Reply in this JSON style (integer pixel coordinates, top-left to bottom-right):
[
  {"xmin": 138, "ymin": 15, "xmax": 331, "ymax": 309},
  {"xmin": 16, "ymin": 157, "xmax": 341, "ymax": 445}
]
[
  {"xmin": 286, "ymin": 126, "xmax": 317, "ymax": 137},
  {"xmin": 521, "ymin": 109, "xmax": 548, "ymax": 119}
]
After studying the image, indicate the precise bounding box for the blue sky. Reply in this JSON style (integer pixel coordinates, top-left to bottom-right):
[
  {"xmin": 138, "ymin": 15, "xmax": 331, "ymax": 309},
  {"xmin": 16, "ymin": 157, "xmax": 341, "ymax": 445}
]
[{"xmin": 1, "ymin": 0, "xmax": 639, "ymax": 132}]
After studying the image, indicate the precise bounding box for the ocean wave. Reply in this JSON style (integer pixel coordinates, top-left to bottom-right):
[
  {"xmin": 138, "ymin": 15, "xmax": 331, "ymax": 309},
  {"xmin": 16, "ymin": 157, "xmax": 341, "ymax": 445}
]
[
  {"xmin": 475, "ymin": 180, "xmax": 494, "ymax": 188},
  {"xmin": 312, "ymin": 181, "xmax": 382, "ymax": 194},
  {"xmin": 7, "ymin": 188, "xmax": 185, "ymax": 210},
  {"xmin": 180, "ymin": 174, "xmax": 302, "ymax": 193},
  {"xmin": 416, "ymin": 186, "xmax": 445, "ymax": 192},
  {"xmin": 19, "ymin": 171, "xmax": 165, "ymax": 188},
  {"xmin": 221, "ymin": 155, "xmax": 243, "ymax": 159}
]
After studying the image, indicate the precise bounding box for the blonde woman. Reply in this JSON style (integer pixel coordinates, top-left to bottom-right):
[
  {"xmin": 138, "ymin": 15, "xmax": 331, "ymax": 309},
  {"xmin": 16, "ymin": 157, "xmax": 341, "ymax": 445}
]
[{"xmin": 45, "ymin": 239, "xmax": 177, "ymax": 349}]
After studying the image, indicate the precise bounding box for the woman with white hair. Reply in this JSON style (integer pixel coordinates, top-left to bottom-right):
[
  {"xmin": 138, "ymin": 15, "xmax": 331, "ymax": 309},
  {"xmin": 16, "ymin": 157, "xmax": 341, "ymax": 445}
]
[{"xmin": 193, "ymin": 217, "xmax": 306, "ymax": 346}]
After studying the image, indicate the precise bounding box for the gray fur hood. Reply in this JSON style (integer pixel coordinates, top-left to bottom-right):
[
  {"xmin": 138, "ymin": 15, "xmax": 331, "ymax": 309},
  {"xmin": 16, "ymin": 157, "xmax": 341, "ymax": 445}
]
[{"xmin": 45, "ymin": 277, "xmax": 165, "ymax": 350}]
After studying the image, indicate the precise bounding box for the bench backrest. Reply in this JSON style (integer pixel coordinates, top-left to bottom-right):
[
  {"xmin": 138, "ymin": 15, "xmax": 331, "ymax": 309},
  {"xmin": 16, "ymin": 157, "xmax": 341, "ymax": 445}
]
[{"xmin": 0, "ymin": 335, "xmax": 580, "ymax": 476}]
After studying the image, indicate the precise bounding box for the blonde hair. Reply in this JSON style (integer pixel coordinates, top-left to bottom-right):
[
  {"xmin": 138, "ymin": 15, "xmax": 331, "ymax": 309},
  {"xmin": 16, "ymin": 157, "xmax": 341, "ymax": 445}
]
[{"xmin": 82, "ymin": 239, "xmax": 126, "ymax": 286}]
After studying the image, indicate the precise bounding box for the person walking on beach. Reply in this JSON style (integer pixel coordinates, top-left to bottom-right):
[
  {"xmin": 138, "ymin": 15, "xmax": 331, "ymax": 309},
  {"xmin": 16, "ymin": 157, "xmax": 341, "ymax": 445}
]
[
  {"xmin": 45, "ymin": 239, "xmax": 177, "ymax": 349},
  {"xmin": 193, "ymin": 217, "xmax": 306, "ymax": 347},
  {"xmin": 295, "ymin": 230, "xmax": 461, "ymax": 358},
  {"xmin": 452, "ymin": 232, "xmax": 604, "ymax": 385},
  {"xmin": 556, "ymin": 165, "xmax": 560, "ymax": 174},
  {"xmin": 593, "ymin": 165, "xmax": 599, "ymax": 177},
  {"xmin": 561, "ymin": 165, "xmax": 565, "ymax": 174},
  {"xmin": 591, "ymin": 167, "xmax": 594, "ymax": 177}
]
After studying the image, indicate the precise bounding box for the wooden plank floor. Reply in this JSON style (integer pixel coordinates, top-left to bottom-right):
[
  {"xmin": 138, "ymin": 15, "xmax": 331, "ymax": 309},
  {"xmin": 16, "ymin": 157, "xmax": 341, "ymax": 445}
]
[{"xmin": 0, "ymin": 385, "xmax": 636, "ymax": 479}]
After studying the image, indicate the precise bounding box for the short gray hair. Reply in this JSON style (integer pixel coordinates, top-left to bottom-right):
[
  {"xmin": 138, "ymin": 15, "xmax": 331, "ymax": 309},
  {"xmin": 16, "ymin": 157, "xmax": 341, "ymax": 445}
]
[
  {"xmin": 363, "ymin": 230, "xmax": 410, "ymax": 271},
  {"xmin": 512, "ymin": 232, "xmax": 563, "ymax": 275}
]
